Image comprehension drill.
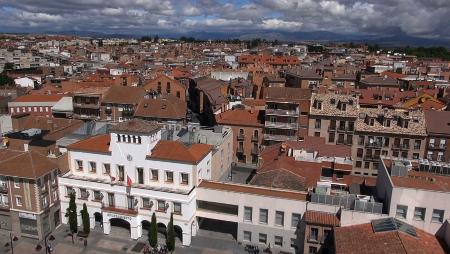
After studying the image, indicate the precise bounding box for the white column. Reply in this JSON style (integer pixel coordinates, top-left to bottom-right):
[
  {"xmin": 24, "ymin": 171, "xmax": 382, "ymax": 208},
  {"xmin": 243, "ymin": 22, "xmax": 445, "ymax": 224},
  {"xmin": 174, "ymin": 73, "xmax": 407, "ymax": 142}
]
[
  {"xmin": 182, "ymin": 232, "xmax": 191, "ymax": 246},
  {"xmin": 89, "ymin": 216, "xmax": 95, "ymax": 229},
  {"xmin": 137, "ymin": 223, "xmax": 143, "ymax": 238},
  {"xmin": 130, "ymin": 225, "xmax": 139, "ymax": 239},
  {"xmin": 103, "ymin": 221, "xmax": 111, "ymax": 235}
]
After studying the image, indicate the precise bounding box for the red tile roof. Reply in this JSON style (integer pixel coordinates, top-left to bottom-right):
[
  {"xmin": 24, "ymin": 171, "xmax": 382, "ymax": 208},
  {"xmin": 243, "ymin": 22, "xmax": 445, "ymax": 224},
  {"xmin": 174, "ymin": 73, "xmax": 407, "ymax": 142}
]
[
  {"xmin": 149, "ymin": 140, "xmax": 212, "ymax": 164},
  {"xmin": 0, "ymin": 149, "xmax": 59, "ymax": 179},
  {"xmin": 303, "ymin": 210, "xmax": 340, "ymax": 226},
  {"xmin": 67, "ymin": 134, "xmax": 111, "ymax": 154},
  {"xmin": 335, "ymin": 222, "xmax": 446, "ymax": 254},
  {"xmin": 198, "ymin": 180, "xmax": 307, "ymax": 201},
  {"xmin": 13, "ymin": 94, "xmax": 63, "ymax": 103},
  {"xmin": 216, "ymin": 108, "xmax": 264, "ymax": 127}
]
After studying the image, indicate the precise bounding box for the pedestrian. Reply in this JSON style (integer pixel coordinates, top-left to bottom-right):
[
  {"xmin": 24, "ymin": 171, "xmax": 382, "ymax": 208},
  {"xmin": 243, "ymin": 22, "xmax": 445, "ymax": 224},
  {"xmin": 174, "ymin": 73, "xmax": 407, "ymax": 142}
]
[{"xmin": 84, "ymin": 238, "xmax": 87, "ymax": 248}]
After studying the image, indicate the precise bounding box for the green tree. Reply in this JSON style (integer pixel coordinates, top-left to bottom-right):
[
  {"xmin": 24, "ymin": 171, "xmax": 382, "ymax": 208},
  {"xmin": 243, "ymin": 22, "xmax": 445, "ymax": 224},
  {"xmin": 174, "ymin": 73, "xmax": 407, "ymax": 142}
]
[
  {"xmin": 149, "ymin": 213, "xmax": 158, "ymax": 248},
  {"xmin": 65, "ymin": 192, "xmax": 78, "ymax": 234},
  {"xmin": 0, "ymin": 72, "xmax": 13, "ymax": 86},
  {"xmin": 81, "ymin": 203, "xmax": 90, "ymax": 234},
  {"xmin": 166, "ymin": 213, "xmax": 175, "ymax": 252}
]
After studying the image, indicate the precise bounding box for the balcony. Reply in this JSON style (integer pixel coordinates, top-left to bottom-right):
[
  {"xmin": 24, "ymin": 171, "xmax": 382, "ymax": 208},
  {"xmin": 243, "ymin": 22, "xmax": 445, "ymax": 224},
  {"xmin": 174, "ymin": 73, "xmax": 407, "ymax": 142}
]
[
  {"xmin": 0, "ymin": 184, "xmax": 7, "ymax": 193},
  {"xmin": 263, "ymin": 134, "xmax": 297, "ymax": 141},
  {"xmin": 428, "ymin": 144, "xmax": 447, "ymax": 150},
  {"xmin": 392, "ymin": 143, "xmax": 410, "ymax": 150},
  {"xmin": 265, "ymin": 121, "xmax": 298, "ymax": 130},
  {"xmin": 236, "ymin": 146, "xmax": 244, "ymax": 153},
  {"xmin": 102, "ymin": 205, "xmax": 138, "ymax": 216},
  {"xmin": 365, "ymin": 142, "xmax": 383, "ymax": 148},
  {"xmin": 266, "ymin": 108, "xmax": 299, "ymax": 116},
  {"xmin": 364, "ymin": 155, "xmax": 380, "ymax": 161},
  {"xmin": 73, "ymin": 102, "xmax": 100, "ymax": 109},
  {"xmin": 237, "ymin": 133, "xmax": 245, "ymax": 140},
  {"xmin": 336, "ymin": 126, "xmax": 354, "ymax": 133},
  {"xmin": 251, "ymin": 135, "xmax": 259, "ymax": 142}
]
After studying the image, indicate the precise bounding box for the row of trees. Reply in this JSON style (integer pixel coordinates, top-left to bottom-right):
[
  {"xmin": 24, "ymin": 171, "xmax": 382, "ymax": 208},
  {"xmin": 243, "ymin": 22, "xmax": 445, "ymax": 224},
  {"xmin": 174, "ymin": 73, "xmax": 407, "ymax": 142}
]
[
  {"xmin": 0, "ymin": 63, "xmax": 14, "ymax": 86},
  {"xmin": 65, "ymin": 193, "xmax": 176, "ymax": 252}
]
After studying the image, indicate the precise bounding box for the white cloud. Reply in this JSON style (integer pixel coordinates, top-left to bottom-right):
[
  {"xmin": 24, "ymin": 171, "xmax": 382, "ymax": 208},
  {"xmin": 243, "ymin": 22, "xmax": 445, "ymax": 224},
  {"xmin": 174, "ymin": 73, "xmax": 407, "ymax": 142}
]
[{"xmin": 261, "ymin": 19, "xmax": 303, "ymax": 30}]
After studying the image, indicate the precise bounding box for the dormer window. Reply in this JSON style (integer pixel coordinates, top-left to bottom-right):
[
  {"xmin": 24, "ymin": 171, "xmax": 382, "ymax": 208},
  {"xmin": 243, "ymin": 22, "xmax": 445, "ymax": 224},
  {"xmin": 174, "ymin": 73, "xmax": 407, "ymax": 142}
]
[
  {"xmin": 369, "ymin": 118, "xmax": 375, "ymax": 126},
  {"xmin": 385, "ymin": 119, "xmax": 391, "ymax": 127},
  {"xmin": 340, "ymin": 103, "xmax": 347, "ymax": 111},
  {"xmin": 314, "ymin": 100, "xmax": 322, "ymax": 110},
  {"xmin": 330, "ymin": 98, "xmax": 336, "ymax": 105}
]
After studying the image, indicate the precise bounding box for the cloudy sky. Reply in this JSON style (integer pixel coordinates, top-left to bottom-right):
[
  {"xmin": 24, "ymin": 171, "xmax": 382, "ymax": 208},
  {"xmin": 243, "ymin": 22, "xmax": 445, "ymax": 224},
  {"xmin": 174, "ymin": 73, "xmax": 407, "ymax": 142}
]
[{"xmin": 0, "ymin": 0, "xmax": 449, "ymax": 38}]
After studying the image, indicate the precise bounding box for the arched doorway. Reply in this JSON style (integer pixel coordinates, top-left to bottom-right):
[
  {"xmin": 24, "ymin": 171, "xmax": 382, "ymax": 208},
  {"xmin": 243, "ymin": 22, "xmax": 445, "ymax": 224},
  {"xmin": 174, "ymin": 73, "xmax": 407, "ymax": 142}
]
[
  {"xmin": 174, "ymin": 225, "xmax": 183, "ymax": 244},
  {"xmin": 141, "ymin": 220, "xmax": 151, "ymax": 238},
  {"xmin": 94, "ymin": 212, "xmax": 103, "ymax": 229},
  {"xmin": 109, "ymin": 218, "xmax": 130, "ymax": 238},
  {"xmin": 157, "ymin": 222, "xmax": 167, "ymax": 236}
]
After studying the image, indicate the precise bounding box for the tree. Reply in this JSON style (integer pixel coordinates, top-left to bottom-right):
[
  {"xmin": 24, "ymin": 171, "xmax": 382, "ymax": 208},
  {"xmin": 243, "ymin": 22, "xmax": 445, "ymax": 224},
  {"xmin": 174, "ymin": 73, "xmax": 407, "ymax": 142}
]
[
  {"xmin": 65, "ymin": 192, "xmax": 78, "ymax": 235},
  {"xmin": 149, "ymin": 213, "xmax": 158, "ymax": 248},
  {"xmin": 166, "ymin": 213, "xmax": 175, "ymax": 252},
  {"xmin": 81, "ymin": 203, "xmax": 90, "ymax": 235},
  {"xmin": 0, "ymin": 72, "xmax": 13, "ymax": 86}
]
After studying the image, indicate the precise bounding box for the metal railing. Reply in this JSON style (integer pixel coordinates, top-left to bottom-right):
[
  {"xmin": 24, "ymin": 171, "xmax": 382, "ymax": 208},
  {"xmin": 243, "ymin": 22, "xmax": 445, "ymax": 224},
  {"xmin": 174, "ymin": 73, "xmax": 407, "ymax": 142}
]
[
  {"xmin": 265, "ymin": 121, "xmax": 298, "ymax": 129},
  {"xmin": 263, "ymin": 134, "xmax": 297, "ymax": 141},
  {"xmin": 266, "ymin": 108, "xmax": 299, "ymax": 116}
]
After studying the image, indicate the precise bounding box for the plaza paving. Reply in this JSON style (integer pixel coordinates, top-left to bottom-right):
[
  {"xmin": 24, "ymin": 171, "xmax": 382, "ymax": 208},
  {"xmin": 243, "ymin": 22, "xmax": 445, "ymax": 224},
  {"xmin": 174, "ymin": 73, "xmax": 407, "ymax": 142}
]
[{"xmin": 1, "ymin": 224, "xmax": 247, "ymax": 254}]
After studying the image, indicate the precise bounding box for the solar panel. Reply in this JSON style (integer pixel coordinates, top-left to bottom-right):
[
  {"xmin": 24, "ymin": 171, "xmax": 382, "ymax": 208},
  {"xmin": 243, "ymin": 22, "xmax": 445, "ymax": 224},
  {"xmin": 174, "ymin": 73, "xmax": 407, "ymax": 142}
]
[{"xmin": 371, "ymin": 218, "xmax": 417, "ymax": 237}]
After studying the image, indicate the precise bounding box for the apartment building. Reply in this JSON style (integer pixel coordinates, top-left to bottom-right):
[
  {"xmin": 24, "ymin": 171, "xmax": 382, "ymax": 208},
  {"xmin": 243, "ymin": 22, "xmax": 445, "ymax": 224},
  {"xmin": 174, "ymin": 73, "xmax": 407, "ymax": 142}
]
[
  {"xmin": 143, "ymin": 75, "xmax": 186, "ymax": 101},
  {"xmin": 101, "ymin": 86, "xmax": 145, "ymax": 122},
  {"xmin": 216, "ymin": 108, "xmax": 264, "ymax": 165},
  {"xmin": 8, "ymin": 94, "xmax": 65, "ymax": 117},
  {"xmin": 264, "ymin": 87, "xmax": 311, "ymax": 145},
  {"xmin": 309, "ymin": 93, "xmax": 427, "ymax": 176},
  {"xmin": 376, "ymin": 158, "xmax": 450, "ymax": 235},
  {"xmin": 299, "ymin": 211, "xmax": 340, "ymax": 254},
  {"xmin": 0, "ymin": 49, "xmax": 49, "ymax": 71},
  {"xmin": 0, "ymin": 148, "xmax": 61, "ymax": 240},
  {"xmin": 308, "ymin": 93, "xmax": 358, "ymax": 146},
  {"xmin": 283, "ymin": 69, "xmax": 323, "ymax": 89},
  {"xmin": 72, "ymin": 88, "xmax": 109, "ymax": 121},
  {"xmin": 424, "ymin": 110, "xmax": 450, "ymax": 162},
  {"xmin": 59, "ymin": 119, "xmax": 213, "ymax": 246}
]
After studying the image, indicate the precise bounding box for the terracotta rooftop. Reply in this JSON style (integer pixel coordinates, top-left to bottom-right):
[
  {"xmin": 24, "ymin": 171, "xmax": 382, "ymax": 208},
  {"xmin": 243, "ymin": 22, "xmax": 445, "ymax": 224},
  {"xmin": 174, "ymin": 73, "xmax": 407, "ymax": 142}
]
[
  {"xmin": 424, "ymin": 110, "xmax": 450, "ymax": 135},
  {"xmin": 67, "ymin": 134, "xmax": 111, "ymax": 154},
  {"xmin": 0, "ymin": 149, "xmax": 58, "ymax": 179},
  {"xmin": 310, "ymin": 93, "xmax": 359, "ymax": 118},
  {"xmin": 198, "ymin": 180, "xmax": 307, "ymax": 201},
  {"xmin": 149, "ymin": 140, "xmax": 212, "ymax": 164},
  {"xmin": 216, "ymin": 108, "xmax": 264, "ymax": 127},
  {"xmin": 110, "ymin": 119, "xmax": 161, "ymax": 134},
  {"xmin": 265, "ymin": 87, "xmax": 312, "ymax": 101},
  {"xmin": 12, "ymin": 94, "xmax": 63, "ymax": 103},
  {"xmin": 102, "ymin": 85, "xmax": 145, "ymax": 105},
  {"xmin": 334, "ymin": 221, "xmax": 446, "ymax": 254},
  {"xmin": 303, "ymin": 210, "xmax": 340, "ymax": 226},
  {"xmin": 134, "ymin": 95, "xmax": 186, "ymax": 120}
]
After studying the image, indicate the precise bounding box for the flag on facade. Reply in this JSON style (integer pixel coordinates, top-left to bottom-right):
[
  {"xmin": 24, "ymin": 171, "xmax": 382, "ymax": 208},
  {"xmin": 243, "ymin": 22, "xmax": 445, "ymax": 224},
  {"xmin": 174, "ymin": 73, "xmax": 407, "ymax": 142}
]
[{"xmin": 127, "ymin": 175, "xmax": 132, "ymax": 187}]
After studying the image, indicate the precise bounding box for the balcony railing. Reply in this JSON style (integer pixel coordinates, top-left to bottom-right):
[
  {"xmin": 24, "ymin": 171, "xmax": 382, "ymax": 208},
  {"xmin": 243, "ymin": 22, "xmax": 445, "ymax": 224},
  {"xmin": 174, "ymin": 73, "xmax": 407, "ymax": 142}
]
[
  {"xmin": 251, "ymin": 135, "xmax": 259, "ymax": 142},
  {"xmin": 265, "ymin": 121, "xmax": 298, "ymax": 129},
  {"xmin": 428, "ymin": 144, "xmax": 447, "ymax": 150},
  {"xmin": 263, "ymin": 134, "xmax": 297, "ymax": 141},
  {"xmin": 73, "ymin": 102, "xmax": 100, "ymax": 109},
  {"xmin": 265, "ymin": 108, "xmax": 299, "ymax": 116},
  {"xmin": 236, "ymin": 146, "xmax": 244, "ymax": 153},
  {"xmin": 392, "ymin": 143, "xmax": 410, "ymax": 150},
  {"xmin": 102, "ymin": 205, "xmax": 138, "ymax": 216},
  {"xmin": 0, "ymin": 184, "xmax": 7, "ymax": 193},
  {"xmin": 237, "ymin": 133, "xmax": 245, "ymax": 140},
  {"xmin": 365, "ymin": 142, "xmax": 383, "ymax": 148},
  {"xmin": 364, "ymin": 155, "xmax": 381, "ymax": 161}
]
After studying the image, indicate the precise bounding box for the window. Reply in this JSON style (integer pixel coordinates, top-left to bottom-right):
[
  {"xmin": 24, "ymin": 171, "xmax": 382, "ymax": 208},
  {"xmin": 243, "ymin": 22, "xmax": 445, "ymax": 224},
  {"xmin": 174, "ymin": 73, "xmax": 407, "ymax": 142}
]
[
  {"xmin": 291, "ymin": 213, "xmax": 301, "ymax": 228},
  {"xmin": 157, "ymin": 200, "xmax": 166, "ymax": 212},
  {"xmin": 176, "ymin": 91, "xmax": 181, "ymax": 98},
  {"xmin": 309, "ymin": 246, "xmax": 318, "ymax": 254},
  {"xmin": 151, "ymin": 169, "xmax": 159, "ymax": 181},
  {"xmin": 181, "ymin": 173, "xmax": 189, "ymax": 185},
  {"xmin": 80, "ymin": 188, "xmax": 89, "ymax": 200},
  {"xmin": 165, "ymin": 171, "xmax": 174, "ymax": 183},
  {"xmin": 66, "ymin": 186, "xmax": 74, "ymax": 196},
  {"xmin": 315, "ymin": 119, "xmax": 321, "ymax": 129},
  {"xmin": 413, "ymin": 153, "xmax": 419, "ymax": 159},
  {"xmin": 274, "ymin": 236, "xmax": 283, "ymax": 246},
  {"xmin": 427, "ymin": 151, "xmax": 433, "ymax": 160},
  {"xmin": 357, "ymin": 148, "xmax": 363, "ymax": 158},
  {"xmin": 290, "ymin": 238, "xmax": 297, "ymax": 248},
  {"xmin": 259, "ymin": 233, "xmax": 267, "ymax": 244},
  {"xmin": 243, "ymin": 231, "xmax": 252, "ymax": 241},
  {"xmin": 75, "ymin": 160, "xmax": 83, "ymax": 171},
  {"xmin": 108, "ymin": 193, "xmax": 115, "ymax": 207},
  {"xmin": 414, "ymin": 207, "xmax": 426, "ymax": 221},
  {"xmin": 259, "ymin": 209, "xmax": 268, "ymax": 224},
  {"xmin": 142, "ymin": 198, "xmax": 152, "ymax": 209},
  {"xmin": 275, "ymin": 211, "xmax": 284, "ymax": 226},
  {"xmin": 429, "ymin": 138, "xmax": 435, "ymax": 148},
  {"xmin": 414, "ymin": 140, "xmax": 421, "ymax": 150},
  {"xmin": 364, "ymin": 161, "xmax": 370, "ymax": 169},
  {"xmin": 437, "ymin": 152, "xmax": 444, "ymax": 162},
  {"xmin": 439, "ymin": 139, "xmax": 447, "ymax": 149},
  {"xmin": 137, "ymin": 168, "xmax": 144, "ymax": 184},
  {"xmin": 395, "ymin": 205, "xmax": 408, "ymax": 219},
  {"xmin": 117, "ymin": 165, "xmax": 125, "ymax": 181},
  {"xmin": 314, "ymin": 132, "xmax": 320, "ymax": 137},
  {"xmin": 244, "ymin": 207, "xmax": 252, "ymax": 222},
  {"xmin": 323, "ymin": 229, "xmax": 331, "ymax": 243},
  {"xmin": 93, "ymin": 190, "xmax": 102, "ymax": 201},
  {"xmin": 103, "ymin": 163, "xmax": 111, "ymax": 175},
  {"xmin": 432, "ymin": 209, "xmax": 444, "ymax": 223},
  {"xmin": 89, "ymin": 161, "xmax": 96, "ymax": 173},
  {"xmin": 16, "ymin": 196, "xmax": 22, "ymax": 206},
  {"xmin": 328, "ymin": 132, "xmax": 335, "ymax": 143},
  {"xmin": 173, "ymin": 202, "xmax": 182, "ymax": 215},
  {"xmin": 310, "ymin": 228, "xmax": 318, "ymax": 241},
  {"xmin": 127, "ymin": 196, "xmax": 134, "ymax": 209},
  {"xmin": 356, "ymin": 161, "xmax": 362, "ymax": 168},
  {"xmin": 14, "ymin": 178, "xmax": 20, "ymax": 188}
]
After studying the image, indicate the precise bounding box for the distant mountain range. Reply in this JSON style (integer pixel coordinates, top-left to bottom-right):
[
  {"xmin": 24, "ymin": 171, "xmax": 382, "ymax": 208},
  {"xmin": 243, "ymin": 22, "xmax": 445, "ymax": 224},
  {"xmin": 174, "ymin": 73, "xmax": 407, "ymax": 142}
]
[{"xmin": 39, "ymin": 29, "xmax": 450, "ymax": 47}]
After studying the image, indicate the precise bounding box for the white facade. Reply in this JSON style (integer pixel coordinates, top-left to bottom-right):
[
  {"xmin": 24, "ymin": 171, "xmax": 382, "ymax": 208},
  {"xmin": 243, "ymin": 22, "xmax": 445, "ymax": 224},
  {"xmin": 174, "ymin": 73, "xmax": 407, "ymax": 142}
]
[{"xmin": 59, "ymin": 128, "xmax": 212, "ymax": 246}]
